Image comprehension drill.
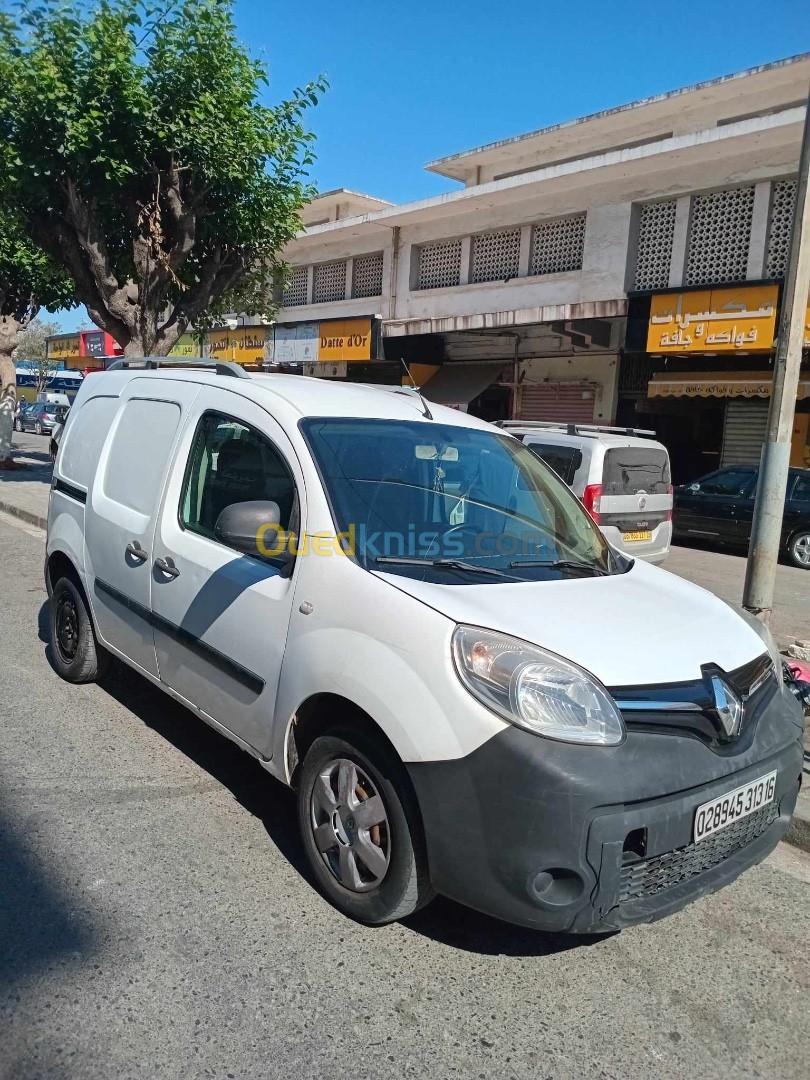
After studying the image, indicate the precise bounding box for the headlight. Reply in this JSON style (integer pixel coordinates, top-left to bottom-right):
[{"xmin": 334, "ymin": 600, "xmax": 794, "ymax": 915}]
[{"xmin": 452, "ymin": 625, "xmax": 625, "ymax": 745}]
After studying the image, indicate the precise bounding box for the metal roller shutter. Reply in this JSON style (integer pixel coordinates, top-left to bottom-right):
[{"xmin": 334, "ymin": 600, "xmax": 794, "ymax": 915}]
[
  {"xmin": 721, "ymin": 399, "xmax": 769, "ymax": 467},
  {"xmin": 519, "ymin": 382, "xmax": 596, "ymax": 423}
]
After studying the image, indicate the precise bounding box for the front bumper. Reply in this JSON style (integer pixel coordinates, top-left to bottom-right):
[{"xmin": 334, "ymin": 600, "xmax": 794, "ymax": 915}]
[{"xmin": 406, "ymin": 685, "xmax": 803, "ymax": 933}]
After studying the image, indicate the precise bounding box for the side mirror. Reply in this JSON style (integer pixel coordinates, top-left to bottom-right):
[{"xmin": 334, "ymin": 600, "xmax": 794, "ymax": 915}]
[{"xmin": 214, "ymin": 500, "xmax": 284, "ymax": 560}]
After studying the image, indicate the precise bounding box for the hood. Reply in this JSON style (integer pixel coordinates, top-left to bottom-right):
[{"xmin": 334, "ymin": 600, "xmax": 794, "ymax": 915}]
[{"xmin": 373, "ymin": 559, "xmax": 766, "ymax": 688}]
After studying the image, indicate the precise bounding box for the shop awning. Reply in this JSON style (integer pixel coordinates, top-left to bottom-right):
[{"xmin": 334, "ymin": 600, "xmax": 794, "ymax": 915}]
[
  {"xmin": 648, "ymin": 372, "xmax": 810, "ymax": 399},
  {"xmin": 421, "ymin": 362, "xmax": 508, "ymax": 406}
]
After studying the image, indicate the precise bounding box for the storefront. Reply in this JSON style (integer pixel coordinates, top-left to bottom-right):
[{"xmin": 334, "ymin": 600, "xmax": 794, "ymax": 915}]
[
  {"xmin": 383, "ymin": 316, "xmax": 624, "ymax": 424},
  {"xmin": 622, "ymin": 283, "xmax": 810, "ymax": 482}
]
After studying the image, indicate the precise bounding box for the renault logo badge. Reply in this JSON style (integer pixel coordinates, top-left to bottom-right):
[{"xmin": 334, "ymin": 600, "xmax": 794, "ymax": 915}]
[{"xmin": 710, "ymin": 675, "xmax": 743, "ymax": 738}]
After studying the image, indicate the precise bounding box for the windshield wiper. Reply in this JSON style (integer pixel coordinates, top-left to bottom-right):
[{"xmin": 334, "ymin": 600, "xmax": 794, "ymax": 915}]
[
  {"xmin": 508, "ymin": 558, "xmax": 609, "ymax": 576},
  {"xmin": 372, "ymin": 556, "xmax": 513, "ymax": 579}
]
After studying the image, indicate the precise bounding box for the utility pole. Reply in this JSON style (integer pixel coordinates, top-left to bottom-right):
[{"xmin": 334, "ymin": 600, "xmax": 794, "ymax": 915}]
[{"xmin": 743, "ymin": 86, "xmax": 810, "ymax": 623}]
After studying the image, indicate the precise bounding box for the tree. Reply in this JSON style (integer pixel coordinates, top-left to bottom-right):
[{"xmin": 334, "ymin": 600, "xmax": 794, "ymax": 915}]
[
  {"xmin": 13, "ymin": 317, "xmax": 61, "ymax": 362},
  {"xmin": 2, "ymin": 0, "xmax": 323, "ymax": 359},
  {"xmin": 0, "ymin": 211, "xmax": 73, "ymax": 467}
]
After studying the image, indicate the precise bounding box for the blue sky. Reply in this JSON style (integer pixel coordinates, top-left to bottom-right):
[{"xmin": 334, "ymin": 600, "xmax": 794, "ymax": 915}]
[{"xmin": 59, "ymin": 0, "xmax": 809, "ymax": 332}]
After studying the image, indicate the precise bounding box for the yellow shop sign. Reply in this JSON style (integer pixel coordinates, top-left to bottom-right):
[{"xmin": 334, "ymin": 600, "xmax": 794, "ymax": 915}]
[
  {"xmin": 207, "ymin": 326, "xmax": 269, "ymax": 366},
  {"xmin": 319, "ymin": 318, "xmax": 374, "ymax": 363},
  {"xmin": 647, "ymin": 284, "xmax": 779, "ymax": 353}
]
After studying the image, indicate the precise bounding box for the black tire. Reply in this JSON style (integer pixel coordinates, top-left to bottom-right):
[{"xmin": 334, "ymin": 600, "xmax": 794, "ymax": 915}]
[
  {"xmin": 297, "ymin": 731, "xmax": 434, "ymax": 925},
  {"xmin": 49, "ymin": 576, "xmax": 108, "ymax": 683},
  {"xmin": 786, "ymin": 530, "xmax": 810, "ymax": 570}
]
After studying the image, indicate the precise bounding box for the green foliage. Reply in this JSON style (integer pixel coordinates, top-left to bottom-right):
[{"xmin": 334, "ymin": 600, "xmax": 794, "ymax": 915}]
[
  {"xmin": 0, "ymin": 0, "xmax": 324, "ymax": 348},
  {"xmin": 0, "ymin": 208, "xmax": 75, "ymax": 320}
]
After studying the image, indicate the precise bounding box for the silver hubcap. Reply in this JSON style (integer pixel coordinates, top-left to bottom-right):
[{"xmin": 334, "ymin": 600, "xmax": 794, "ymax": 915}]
[
  {"xmin": 793, "ymin": 534, "xmax": 810, "ymax": 566},
  {"xmin": 310, "ymin": 757, "xmax": 390, "ymax": 892}
]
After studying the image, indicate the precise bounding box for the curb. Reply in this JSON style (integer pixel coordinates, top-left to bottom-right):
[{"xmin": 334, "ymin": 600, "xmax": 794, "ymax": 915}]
[
  {"xmin": 785, "ymin": 810, "xmax": 810, "ymax": 855},
  {"xmin": 0, "ymin": 499, "xmax": 47, "ymax": 531}
]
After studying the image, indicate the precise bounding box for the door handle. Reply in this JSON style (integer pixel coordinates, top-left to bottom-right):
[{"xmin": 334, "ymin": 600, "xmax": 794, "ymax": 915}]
[
  {"xmin": 126, "ymin": 541, "xmax": 148, "ymax": 563},
  {"xmin": 154, "ymin": 556, "xmax": 181, "ymax": 579}
]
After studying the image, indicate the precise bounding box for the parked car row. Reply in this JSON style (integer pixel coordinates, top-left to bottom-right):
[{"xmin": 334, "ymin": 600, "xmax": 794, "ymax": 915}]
[
  {"xmin": 674, "ymin": 466, "xmax": 810, "ymax": 569},
  {"xmin": 44, "ymin": 361, "xmax": 804, "ymax": 933},
  {"xmin": 14, "ymin": 400, "xmax": 65, "ymax": 435}
]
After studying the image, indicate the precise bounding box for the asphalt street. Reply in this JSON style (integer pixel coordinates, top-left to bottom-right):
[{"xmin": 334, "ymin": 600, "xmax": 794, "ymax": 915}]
[{"xmin": 1, "ymin": 512, "xmax": 809, "ymax": 1080}]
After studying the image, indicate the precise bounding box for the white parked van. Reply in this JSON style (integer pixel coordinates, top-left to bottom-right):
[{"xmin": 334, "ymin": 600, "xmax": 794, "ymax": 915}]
[
  {"xmin": 500, "ymin": 421, "xmax": 673, "ymax": 564},
  {"xmin": 45, "ymin": 360, "xmax": 804, "ymax": 932}
]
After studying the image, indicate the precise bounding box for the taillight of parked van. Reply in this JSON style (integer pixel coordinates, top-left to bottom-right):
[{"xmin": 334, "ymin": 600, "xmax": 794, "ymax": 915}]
[
  {"xmin": 582, "ymin": 483, "xmax": 603, "ymax": 523},
  {"xmin": 665, "ymin": 484, "xmax": 674, "ymax": 521}
]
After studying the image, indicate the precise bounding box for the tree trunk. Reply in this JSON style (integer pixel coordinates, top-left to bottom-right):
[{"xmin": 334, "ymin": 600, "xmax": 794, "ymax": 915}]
[{"xmin": 0, "ymin": 318, "xmax": 21, "ymax": 468}]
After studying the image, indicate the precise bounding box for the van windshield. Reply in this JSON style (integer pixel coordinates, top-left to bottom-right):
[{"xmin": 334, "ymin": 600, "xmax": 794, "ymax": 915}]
[{"xmin": 300, "ymin": 418, "xmax": 617, "ymax": 584}]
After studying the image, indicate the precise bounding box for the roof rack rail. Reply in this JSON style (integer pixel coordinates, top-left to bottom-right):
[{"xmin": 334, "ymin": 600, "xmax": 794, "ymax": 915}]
[
  {"xmin": 105, "ymin": 357, "xmax": 250, "ymax": 380},
  {"xmin": 496, "ymin": 420, "xmax": 658, "ymax": 438}
]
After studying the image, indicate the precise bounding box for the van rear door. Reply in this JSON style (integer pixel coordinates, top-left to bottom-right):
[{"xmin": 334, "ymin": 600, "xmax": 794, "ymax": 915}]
[
  {"xmin": 85, "ymin": 380, "xmax": 200, "ymax": 675},
  {"xmin": 598, "ymin": 444, "xmax": 672, "ymax": 536}
]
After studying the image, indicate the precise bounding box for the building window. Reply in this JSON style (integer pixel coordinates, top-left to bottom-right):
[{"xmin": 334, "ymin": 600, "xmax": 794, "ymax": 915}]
[
  {"xmin": 470, "ymin": 227, "xmax": 521, "ymax": 283},
  {"xmin": 633, "ymin": 199, "xmax": 676, "ymax": 290},
  {"xmin": 283, "ymin": 265, "xmax": 309, "ymax": 307},
  {"xmin": 351, "ymin": 252, "xmax": 384, "ymax": 298},
  {"xmin": 529, "ymin": 213, "xmax": 586, "ymax": 276},
  {"xmin": 766, "ymin": 178, "xmax": 797, "ymax": 280},
  {"xmin": 416, "ymin": 239, "xmax": 462, "ymax": 290},
  {"xmin": 312, "ymin": 260, "xmax": 348, "ymax": 303},
  {"xmin": 685, "ymin": 185, "xmax": 755, "ymax": 286}
]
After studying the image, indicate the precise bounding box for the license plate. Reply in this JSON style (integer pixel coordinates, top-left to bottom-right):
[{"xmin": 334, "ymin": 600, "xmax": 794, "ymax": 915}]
[
  {"xmin": 623, "ymin": 530, "xmax": 652, "ymax": 542},
  {"xmin": 693, "ymin": 771, "xmax": 777, "ymax": 843}
]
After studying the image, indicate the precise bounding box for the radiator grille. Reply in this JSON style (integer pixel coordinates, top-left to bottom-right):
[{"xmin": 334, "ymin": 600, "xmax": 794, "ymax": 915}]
[{"xmin": 619, "ymin": 801, "xmax": 778, "ymax": 903}]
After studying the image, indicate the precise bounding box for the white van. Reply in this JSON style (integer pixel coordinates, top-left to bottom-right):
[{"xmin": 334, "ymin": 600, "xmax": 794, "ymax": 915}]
[
  {"xmin": 45, "ymin": 360, "xmax": 804, "ymax": 932},
  {"xmin": 500, "ymin": 422, "xmax": 673, "ymax": 564}
]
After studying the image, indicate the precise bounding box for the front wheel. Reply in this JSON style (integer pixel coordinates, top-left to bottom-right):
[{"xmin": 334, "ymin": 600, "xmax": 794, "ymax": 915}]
[
  {"xmin": 297, "ymin": 732, "xmax": 434, "ymax": 924},
  {"xmin": 49, "ymin": 576, "xmax": 108, "ymax": 683},
  {"xmin": 787, "ymin": 531, "xmax": 810, "ymax": 570}
]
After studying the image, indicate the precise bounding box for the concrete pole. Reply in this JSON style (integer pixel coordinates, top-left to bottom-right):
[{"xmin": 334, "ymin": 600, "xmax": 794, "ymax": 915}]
[{"xmin": 743, "ymin": 86, "xmax": 810, "ymax": 623}]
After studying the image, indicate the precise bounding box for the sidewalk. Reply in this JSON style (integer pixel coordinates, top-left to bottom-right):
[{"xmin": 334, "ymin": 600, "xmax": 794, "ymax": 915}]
[
  {"xmin": 0, "ymin": 435, "xmax": 52, "ymax": 528},
  {"xmin": 2, "ymin": 431, "xmax": 808, "ymax": 853}
]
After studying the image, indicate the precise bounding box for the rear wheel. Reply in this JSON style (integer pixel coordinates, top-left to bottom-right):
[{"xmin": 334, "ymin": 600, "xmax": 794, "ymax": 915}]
[
  {"xmin": 787, "ymin": 531, "xmax": 810, "ymax": 569},
  {"xmin": 49, "ymin": 576, "xmax": 108, "ymax": 683},
  {"xmin": 297, "ymin": 732, "xmax": 434, "ymax": 924}
]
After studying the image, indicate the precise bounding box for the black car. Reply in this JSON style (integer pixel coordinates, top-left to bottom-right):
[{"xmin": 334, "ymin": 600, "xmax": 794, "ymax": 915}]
[{"xmin": 674, "ymin": 465, "xmax": 810, "ymax": 569}]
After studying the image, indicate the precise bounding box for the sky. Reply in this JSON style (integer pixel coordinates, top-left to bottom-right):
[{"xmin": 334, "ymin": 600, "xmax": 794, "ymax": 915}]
[{"xmin": 58, "ymin": 0, "xmax": 809, "ymax": 332}]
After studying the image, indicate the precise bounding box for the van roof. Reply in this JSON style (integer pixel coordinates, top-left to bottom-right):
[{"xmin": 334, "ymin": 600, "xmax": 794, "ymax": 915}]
[{"xmin": 81, "ymin": 366, "xmax": 497, "ymax": 430}]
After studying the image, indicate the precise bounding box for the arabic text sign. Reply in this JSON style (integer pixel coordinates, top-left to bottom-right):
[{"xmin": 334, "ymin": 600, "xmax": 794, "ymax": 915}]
[
  {"xmin": 319, "ymin": 318, "xmax": 374, "ymax": 362},
  {"xmin": 207, "ymin": 326, "xmax": 269, "ymax": 365},
  {"xmin": 647, "ymin": 285, "xmax": 779, "ymax": 354},
  {"xmin": 47, "ymin": 336, "xmax": 81, "ymax": 361}
]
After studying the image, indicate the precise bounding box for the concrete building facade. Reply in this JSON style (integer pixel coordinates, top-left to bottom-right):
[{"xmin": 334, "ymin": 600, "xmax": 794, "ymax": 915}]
[{"xmin": 268, "ymin": 54, "xmax": 809, "ymax": 480}]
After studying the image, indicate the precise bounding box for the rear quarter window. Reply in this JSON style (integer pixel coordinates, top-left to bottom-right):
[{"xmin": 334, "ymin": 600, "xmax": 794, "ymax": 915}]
[
  {"xmin": 524, "ymin": 442, "xmax": 583, "ymax": 486},
  {"xmin": 59, "ymin": 396, "xmax": 120, "ymax": 488}
]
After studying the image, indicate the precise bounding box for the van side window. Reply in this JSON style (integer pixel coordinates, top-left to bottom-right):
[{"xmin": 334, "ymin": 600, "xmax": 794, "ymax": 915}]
[
  {"xmin": 103, "ymin": 398, "xmax": 181, "ymax": 514},
  {"xmin": 525, "ymin": 442, "xmax": 583, "ymax": 486},
  {"xmin": 60, "ymin": 396, "xmax": 119, "ymax": 487},
  {"xmin": 180, "ymin": 412, "xmax": 296, "ymax": 543}
]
